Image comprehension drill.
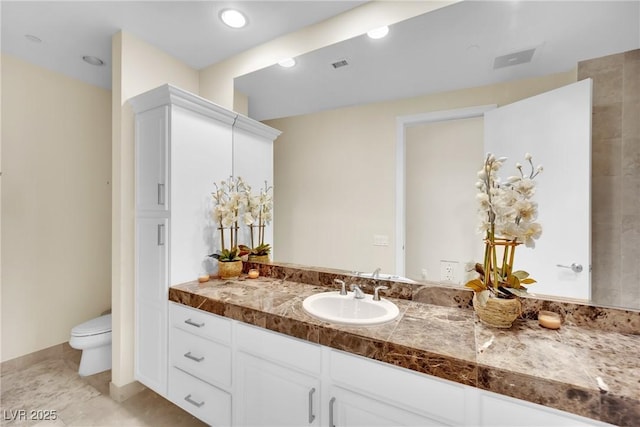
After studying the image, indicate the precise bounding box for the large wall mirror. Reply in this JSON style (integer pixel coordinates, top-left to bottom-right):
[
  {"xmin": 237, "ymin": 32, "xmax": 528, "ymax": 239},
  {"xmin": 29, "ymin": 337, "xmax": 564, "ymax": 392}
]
[{"xmin": 234, "ymin": 1, "xmax": 640, "ymax": 310}]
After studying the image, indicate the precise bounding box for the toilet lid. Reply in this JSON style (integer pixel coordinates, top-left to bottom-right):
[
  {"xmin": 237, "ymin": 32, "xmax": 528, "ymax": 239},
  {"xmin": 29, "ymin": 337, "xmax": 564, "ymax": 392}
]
[{"xmin": 71, "ymin": 314, "xmax": 112, "ymax": 337}]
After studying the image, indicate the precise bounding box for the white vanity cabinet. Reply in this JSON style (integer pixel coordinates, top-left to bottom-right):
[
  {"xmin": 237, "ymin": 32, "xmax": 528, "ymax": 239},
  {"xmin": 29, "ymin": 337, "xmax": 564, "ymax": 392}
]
[
  {"xmin": 234, "ymin": 323, "xmax": 321, "ymax": 427},
  {"xmin": 164, "ymin": 303, "xmax": 610, "ymax": 427},
  {"xmin": 168, "ymin": 303, "xmax": 232, "ymax": 427},
  {"xmin": 130, "ymin": 84, "xmax": 280, "ymax": 398},
  {"xmin": 328, "ymin": 350, "xmax": 468, "ymax": 426}
]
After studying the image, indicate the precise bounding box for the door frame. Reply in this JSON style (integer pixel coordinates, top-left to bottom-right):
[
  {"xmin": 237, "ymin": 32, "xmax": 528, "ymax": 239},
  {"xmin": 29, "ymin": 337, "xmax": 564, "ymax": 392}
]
[{"xmin": 394, "ymin": 104, "xmax": 497, "ymax": 277}]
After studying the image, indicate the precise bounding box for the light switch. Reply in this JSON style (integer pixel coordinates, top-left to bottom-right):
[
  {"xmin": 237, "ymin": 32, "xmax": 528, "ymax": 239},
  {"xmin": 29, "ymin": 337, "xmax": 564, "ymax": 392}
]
[{"xmin": 373, "ymin": 235, "xmax": 389, "ymax": 246}]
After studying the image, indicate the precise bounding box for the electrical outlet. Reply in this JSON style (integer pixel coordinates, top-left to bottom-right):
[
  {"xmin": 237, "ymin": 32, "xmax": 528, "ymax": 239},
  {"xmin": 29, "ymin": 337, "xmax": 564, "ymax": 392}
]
[{"xmin": 440, "ymin": 260, "xmax": 458, "ymax": 283}]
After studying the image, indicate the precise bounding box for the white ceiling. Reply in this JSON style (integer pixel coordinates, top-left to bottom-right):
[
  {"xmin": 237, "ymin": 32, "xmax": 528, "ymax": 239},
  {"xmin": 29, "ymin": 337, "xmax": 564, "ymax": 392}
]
[
  {"xmin": 1, "ymin": 1, "xmax": 365, "ymax": 89},
  {"xmin": 235, "ymin": 1, "xmax": 640, "ymax": 121}
]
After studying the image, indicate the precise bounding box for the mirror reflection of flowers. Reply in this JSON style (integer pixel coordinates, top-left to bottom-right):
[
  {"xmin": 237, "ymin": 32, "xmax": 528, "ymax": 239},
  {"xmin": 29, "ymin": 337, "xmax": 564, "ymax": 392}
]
[
  {"xmin": 466, "ymin": 153, "xmax": 543, "ymax": 304},
  {"xmin": 242, "ymin": 181, "xmax": 273, "ymax": 256}
]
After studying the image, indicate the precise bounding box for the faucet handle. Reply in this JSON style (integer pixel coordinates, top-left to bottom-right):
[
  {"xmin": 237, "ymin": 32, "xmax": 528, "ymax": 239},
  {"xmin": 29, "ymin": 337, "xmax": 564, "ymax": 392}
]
[
  {"xmin": 373, "ymin": 285, "xmax": 389, "ymax": 301},
  {"xmin": 334, "ymin": 279, "xmax": 347, "ymax": 295}
]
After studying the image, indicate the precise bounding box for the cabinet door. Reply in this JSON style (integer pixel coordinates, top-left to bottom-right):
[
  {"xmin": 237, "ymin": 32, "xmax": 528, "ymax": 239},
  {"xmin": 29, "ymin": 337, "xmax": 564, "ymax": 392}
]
[
  {"xmin": 478, "ymin": 391, "xmax": 610, "ymax": 426},
  {"xmin": 170, "ymin": 106, "xmax": 232, "ymax": 285},
  {"xmin": 136, "ymin": 106, "xmax": 168, "ymax": 212},
  {"xmin": 329, "ymin": 386, "xmax": 449, "ymax": 427},
  {"xmin": 135, "ymin": 217, "xmax": 168, "ymax": 396},
  {"xmin": 235, "ymin": 351, "xmax": 319, "ymax": 427}
]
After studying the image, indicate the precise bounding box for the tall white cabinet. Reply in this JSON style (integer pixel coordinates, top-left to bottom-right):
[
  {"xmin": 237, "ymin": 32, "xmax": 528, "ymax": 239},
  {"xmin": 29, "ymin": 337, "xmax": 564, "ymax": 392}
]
[{"xmin": 129, "ymin": 84, "xmax": 281, "ymax": 397}]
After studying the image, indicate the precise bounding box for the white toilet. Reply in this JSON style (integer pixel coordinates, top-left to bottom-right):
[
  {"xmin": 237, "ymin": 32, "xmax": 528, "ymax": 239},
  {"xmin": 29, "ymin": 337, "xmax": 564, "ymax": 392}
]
[{"xmin": 69, "ymin": 313, "xmax": 112, "ymax": 376}]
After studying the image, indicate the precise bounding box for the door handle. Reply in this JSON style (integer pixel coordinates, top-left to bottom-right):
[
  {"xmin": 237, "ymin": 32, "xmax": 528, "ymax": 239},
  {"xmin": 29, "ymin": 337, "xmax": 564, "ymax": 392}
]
[
  {"xmin": 308, "ymin": 387, "xmax": 316, "ymax": 423},
  {"xmin": 329, "ymin": 397, "xmax": 336, "ymax": 427},
  {"xmin": 157, "ymin": 224, "xmax": 165, "ymax": 246},
  {"xmin": 556, "ymin": 263, "xmax": 583, "ymax": 273},
  {"xmin": 157, "ymin": 183, "xmax": 165, "ymax": 205}
]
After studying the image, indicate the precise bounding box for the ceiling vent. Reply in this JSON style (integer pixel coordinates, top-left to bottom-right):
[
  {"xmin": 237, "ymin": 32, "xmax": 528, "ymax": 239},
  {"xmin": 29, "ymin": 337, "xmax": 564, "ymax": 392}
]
[
  {"xmin": 331, "ymin": 59, "xmax": 349, "ymax": 69},
  {"xmin": 493, "ymin": 48, "xmax": 536, "ymax": 69}
]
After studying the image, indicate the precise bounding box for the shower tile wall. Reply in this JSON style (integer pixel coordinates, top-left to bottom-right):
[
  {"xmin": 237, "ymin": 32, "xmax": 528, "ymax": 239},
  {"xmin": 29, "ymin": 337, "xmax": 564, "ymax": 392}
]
[{"xmin": 578, "ymin": 49, "xmax": 640, "ymax": 308}]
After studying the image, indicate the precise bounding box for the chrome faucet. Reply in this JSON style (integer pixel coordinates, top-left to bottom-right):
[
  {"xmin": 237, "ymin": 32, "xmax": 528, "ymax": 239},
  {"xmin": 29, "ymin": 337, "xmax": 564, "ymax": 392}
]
[
  {"xmin": 371, "ymin": 267, "xmax": 381, "ymax": 280},
  {"xmin": 350, "ymin": 284, "xmax": 365, "ymax": 299},
  {"xmin": 334, "ymin": 279, "xmax": 347, "ymax": 295},
  {"xmin": 373, "ymin": 285, "xmax": 389, "ymax": 301}
]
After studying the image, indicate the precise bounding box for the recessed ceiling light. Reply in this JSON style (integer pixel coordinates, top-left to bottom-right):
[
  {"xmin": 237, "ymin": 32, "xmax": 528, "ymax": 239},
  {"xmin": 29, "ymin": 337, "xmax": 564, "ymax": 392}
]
[
  {"xmin": 278, "ymin": 58, "xmax": 296, "ymax": 68},
  {"xmin": 367, "ymin": 26, "xmax": 389, "ymax": 39},
  {"xmin": 25, "ymin": 34, "xmax": 42, "ymax": 43},
  {"xmin": 83, "ymin": 56, "xmax": 105, "ymax": 66},
  {"xmin": 220, "ymin": 9, "xmax": 247, "ymax": 29}
]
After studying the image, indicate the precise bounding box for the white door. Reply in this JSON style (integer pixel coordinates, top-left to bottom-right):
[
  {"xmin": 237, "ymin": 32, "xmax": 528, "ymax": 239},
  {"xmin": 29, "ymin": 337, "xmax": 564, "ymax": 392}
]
[
  {"xmin": 135, "ymin": 217, "xmax": 168, "ymax": 396},
  {"xmin": 484, "ymin": 79, "xmax": 592, "ymax": 300},
  {"xmin": 235, "ymin": 351, "xmax": 319, "ymax": 426},
  {"xmin": 135, "ymin": 106, "xmax": 169, "ymax": 212},
  {"xmin": 329, "ymin": 386, "xmax": 449, "ymax": 427}
]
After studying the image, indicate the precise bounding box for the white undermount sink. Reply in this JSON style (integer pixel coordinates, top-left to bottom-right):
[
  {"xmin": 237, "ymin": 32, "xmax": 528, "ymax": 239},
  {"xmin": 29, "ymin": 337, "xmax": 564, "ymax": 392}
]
[{"xmin": 302, "ymin": 291, "xmax": 400, "ymax": 326}]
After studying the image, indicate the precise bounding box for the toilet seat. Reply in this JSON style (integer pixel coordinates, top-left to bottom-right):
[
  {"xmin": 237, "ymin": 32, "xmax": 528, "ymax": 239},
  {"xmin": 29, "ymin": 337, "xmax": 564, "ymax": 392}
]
[{"xmin": 71, "ymin": 314, "xmax": 111, "ymax": 337}]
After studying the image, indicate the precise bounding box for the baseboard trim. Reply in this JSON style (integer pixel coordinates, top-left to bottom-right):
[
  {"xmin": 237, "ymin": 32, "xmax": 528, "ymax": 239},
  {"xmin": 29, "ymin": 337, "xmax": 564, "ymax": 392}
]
[
  {"xmin": 109, "ymin": 380, "xmax": 146, "ymax": 402},
  {"xmin": 1, "ymin": 342, "xmax": 81, "ymax": 376}
]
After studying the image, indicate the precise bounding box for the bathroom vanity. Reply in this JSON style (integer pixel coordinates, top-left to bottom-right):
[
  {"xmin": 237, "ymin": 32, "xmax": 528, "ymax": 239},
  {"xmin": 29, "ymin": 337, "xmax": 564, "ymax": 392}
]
[{"xmin": 165, "ymin": 266, "xmax": 640, "ymax": 426}]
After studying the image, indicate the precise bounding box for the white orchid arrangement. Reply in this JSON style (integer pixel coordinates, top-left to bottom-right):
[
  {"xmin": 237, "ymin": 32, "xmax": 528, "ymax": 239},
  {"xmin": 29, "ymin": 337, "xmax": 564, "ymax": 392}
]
[
  {"xmin": 211, "ymin": 176, "xmax": 248, "ymax": 256},
  {"xmin": 242, "ymin": 181, "xmax": 273, "ymax": 256},
  {"xmin": 466, "ymin": 153, "xmax": 543, "ymax": 300},
  {"xmin": 210, "ymin": 176, "xmax": 273, "ymax": 260}
]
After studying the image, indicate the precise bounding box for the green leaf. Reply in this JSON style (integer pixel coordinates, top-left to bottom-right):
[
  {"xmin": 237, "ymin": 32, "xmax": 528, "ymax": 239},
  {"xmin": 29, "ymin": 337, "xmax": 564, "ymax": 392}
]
[
  {"xmin": 512, "ymin": 270, "xmax": 530, "ymax": 280},
  {"xmin": 507, "ymin": 274, "xmax": 521, "ymax": 289},
  {"xmin": 521, "ymin": 278, "xmax": 537, "ymax": 285}
]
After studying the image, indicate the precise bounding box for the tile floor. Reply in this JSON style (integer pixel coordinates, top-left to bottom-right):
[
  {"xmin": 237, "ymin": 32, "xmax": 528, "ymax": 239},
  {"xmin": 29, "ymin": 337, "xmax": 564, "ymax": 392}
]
[{"xmin": 1, "ymin": 356, "xmax": 205, "ymax": 426}]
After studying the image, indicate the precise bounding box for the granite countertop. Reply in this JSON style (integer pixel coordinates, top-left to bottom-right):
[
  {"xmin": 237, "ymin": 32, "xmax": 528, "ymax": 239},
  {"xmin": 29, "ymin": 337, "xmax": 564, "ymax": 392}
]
[{"xmin": 169, "ymin": 273, "xmax": 640, "ymax": 426}]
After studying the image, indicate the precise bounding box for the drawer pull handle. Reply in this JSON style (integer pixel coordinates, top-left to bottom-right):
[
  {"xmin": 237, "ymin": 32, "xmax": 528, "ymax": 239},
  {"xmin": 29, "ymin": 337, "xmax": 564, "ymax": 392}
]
[
  {"xmin": 308, "ymin": 387, "xmax": 316, "ymax": 423},
  {"xmin": 184, "ymin": 352, "xmax": 204, "ymax": 362},
  {"xmin": 184, "ymin": 394, "xmax": 204, "ymax": 408},
  {"xmin": 184, "ymin": 318, "xmax": 204, "ymax": 328},
  {"xmin": 329, "ymin": 397, "xmax": 336, "ymax": 427}
]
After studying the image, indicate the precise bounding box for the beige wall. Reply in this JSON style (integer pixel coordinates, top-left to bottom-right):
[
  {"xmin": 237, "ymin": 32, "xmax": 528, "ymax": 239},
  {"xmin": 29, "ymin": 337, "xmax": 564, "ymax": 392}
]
[
  {"xmin": 406, "ymin": 118, "xmax": 484, "ymax": 283},
  {"xmin": 580, "ymin": 50, "xmax": 640, "ymax": 309},
  {"xmin": 265, "ymin": 71, "xmax": 576, "ymax": 275},
  {"xmin": 1, "ymin": 54, "xmax": 111, "ymax": 362},
  {"xmin": 111, "ymin": 31, "xmax": 199, "ymax": 387}
]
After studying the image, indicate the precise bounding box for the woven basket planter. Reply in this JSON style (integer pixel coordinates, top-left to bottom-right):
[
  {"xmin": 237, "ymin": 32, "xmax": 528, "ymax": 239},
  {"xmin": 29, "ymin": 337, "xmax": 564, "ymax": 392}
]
[
  {"xmin": 218, "ymin": 260, "xmax": 243, "ymax": 279},
  {"xmin": 473, "ymin": 294, "xmax": 522, "ymax": 328},
  {"xmin": 248, "ymin": 254, "xmax": 270, "ymax": 263}
]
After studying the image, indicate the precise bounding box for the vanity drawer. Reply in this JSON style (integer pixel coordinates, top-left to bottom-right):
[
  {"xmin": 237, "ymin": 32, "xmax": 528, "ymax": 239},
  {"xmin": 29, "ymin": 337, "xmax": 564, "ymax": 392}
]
[
  {"xmin": 170, "ymin": 327, "xmax": 231, "ymax": 389},
  {"xmin": 169, "ymin": 367, "xmax": 231, "ymax": 427},
  {"xmin": 170, "ymin": 302, "xmax": 231, "ymax": 344}
]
